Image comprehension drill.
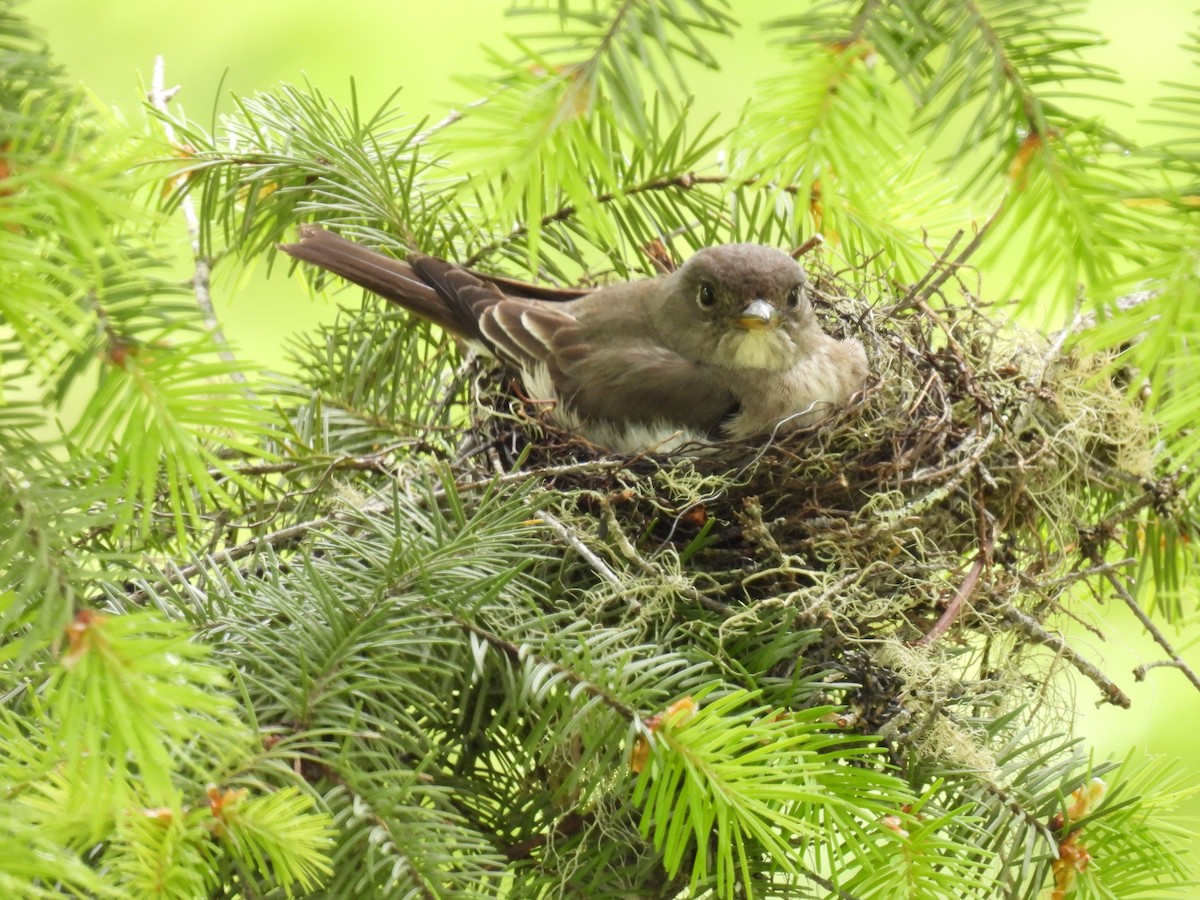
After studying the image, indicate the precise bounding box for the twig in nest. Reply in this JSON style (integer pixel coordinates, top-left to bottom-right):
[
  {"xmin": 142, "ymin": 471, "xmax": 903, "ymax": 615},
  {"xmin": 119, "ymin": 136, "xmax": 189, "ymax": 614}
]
[
  {"xmin": 898, "ymin": 199, "xmax": 1006, "ymax": 311},
  {"xmin": 914, "ymin": 299, "xmax": 996, "ymax": 414},
  {"xmin": 537, "ymin": 509, "xmax": 621, "ymax": 587},
  {"xmin": 901, "ymin": 230, "xmax": 964, "ymax": 309},
  {"xmin": 651, "ymin": 405, "xmax": 824, "ymax": 554},
  {"xmin": 446, "ymin": 459, "xmax": 631, "ymax": 495},
  {"xmin": 916, "ymin": 552, "xmax": 987, "ymax": 647},
  {"xmin": 596, "ymin": 494, "xmax": 730, "ymax": 616},
  {"xmin": 791, "ymin": 233, "xmax": 825, "ymax": 259}
]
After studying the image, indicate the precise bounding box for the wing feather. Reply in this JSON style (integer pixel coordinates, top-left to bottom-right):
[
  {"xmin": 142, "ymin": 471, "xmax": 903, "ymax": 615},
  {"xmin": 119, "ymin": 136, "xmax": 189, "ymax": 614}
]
[{"xmin": 550, "ymin": 340, "xmax": 738, "ymax": 437}]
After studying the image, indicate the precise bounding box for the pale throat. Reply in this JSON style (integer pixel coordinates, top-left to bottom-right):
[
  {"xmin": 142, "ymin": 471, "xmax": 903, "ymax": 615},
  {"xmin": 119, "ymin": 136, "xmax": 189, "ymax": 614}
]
[{"xmin": 715, "ymin": 327, "xmax": 796, "ymax": 371}]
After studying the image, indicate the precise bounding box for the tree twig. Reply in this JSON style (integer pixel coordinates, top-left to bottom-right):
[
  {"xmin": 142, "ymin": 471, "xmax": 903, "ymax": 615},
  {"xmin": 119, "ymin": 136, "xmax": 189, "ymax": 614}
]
[
  {"xmin": 148, "ymin": 56, "xmax": 248, "ymax": 388},
  {"xmin": 791, "ymin": 233, "xmax": 825, "ymax": 259},
  {"xmin": 503, "ymin": 812, "xmax": 590, "ymax": 861},
  {"xmin": 120, "ymin": 515, "xmax": 331, "ymax": 606},
  {"xmin": 897, "ymin": 200, "xmax": 1006, "ymax": 312},
  {"xmin": 1090, "ymin": 552, "xmax": 1200, "ymax": 693},
  {"xmin": 901, "ymin": 229, "xmax": 963, "ymax": 308},
  {"xmin": 463, "ymin": 171, "xmax": 732, "ymax": 267},
  {"xmin": 1003, "ymin": 605, "xmax": 1131, "ymax": 708},
  {"xmin": 412, "ymin": 95, "xmax": 491, "ymax": 145},
  {"xmin": 446, "ymin": 613, "xmax": 638, "ymax": 720}
]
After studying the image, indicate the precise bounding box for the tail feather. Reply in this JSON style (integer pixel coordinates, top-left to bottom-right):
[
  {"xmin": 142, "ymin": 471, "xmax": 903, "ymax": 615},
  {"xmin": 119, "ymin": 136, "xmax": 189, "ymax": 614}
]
[{"xmin": 278, "ymin": 225, "xmax": 465, "ymax": 337}]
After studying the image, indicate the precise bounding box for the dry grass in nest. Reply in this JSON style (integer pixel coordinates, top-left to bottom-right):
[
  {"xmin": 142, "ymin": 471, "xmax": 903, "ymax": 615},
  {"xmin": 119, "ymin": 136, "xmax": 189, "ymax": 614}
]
[{"xmin": 452, "ymin": 260, "xmax": 1177, "ymax": 735}]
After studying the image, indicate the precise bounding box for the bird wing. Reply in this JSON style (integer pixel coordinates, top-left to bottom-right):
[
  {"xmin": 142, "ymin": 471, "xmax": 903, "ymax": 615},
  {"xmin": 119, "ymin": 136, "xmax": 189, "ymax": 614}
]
[
  {"xmin": 408, "ymin": 254, "xmax": 578, "ymax": 368},
  {"xmin": 279, "ymin": 227, "xmax": 589, "ymax": 342},
  {"xmin": 475, "ymin": 271, "xmax": 593, "ymax": 302},
  {"xmin": 413, "ymin": 253, "xmax": 738, "ymax": 434},
  {"xmin": 549, "ymin": 338, "xmax": 739, "ymax": 436}
]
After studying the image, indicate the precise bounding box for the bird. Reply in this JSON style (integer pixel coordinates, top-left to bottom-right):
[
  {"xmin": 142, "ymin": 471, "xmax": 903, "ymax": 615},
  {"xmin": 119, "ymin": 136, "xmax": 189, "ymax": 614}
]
[{"xmin": 279, "ymin": 225, "xmax": 868, "ymax": 453}]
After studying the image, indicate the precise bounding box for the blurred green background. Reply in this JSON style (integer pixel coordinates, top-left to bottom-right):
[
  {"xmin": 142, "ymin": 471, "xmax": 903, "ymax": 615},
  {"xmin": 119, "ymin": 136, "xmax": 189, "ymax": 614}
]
[{"xmin": 23, "ymin": 0, "xmax": 1200, "ymax": 852}]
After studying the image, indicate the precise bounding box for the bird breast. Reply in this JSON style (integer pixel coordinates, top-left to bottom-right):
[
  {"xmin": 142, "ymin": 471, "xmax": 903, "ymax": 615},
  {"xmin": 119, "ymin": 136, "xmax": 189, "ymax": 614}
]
[
  {"xmin": 723, "ymin": 335, "xmax": 867, "ymax": 438},
  {"xmin": 714, "ymin": 327, "xmax": 799, "ymax": 371}
]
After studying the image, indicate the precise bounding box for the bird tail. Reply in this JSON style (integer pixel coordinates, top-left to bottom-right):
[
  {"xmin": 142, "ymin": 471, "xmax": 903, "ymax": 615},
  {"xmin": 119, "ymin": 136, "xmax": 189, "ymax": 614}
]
[{"xmin": 277, "ymin": 225, "xmax": 465, "ymax": 336}]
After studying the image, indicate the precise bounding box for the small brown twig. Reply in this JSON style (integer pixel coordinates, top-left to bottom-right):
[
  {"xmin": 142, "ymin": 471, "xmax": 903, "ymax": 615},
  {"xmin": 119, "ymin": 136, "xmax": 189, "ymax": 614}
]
[
  {"xmin": 792, "ymin": 233, "xmax": 825, "ymax": 259},
  {"xmin": 503, "ymin": 812, "xmax": 590, "ymax": 861},
  {"xmin": 898, "ymin": 200, "xmax": 1006, "ymax": 312},
  {"xmin": 800, "ymin": 867, "xmax": 864, "ymax": 900},
  {"xmin": 1134, "ymin": 659, "xmax": 1195, "ymax": 681},
  {"xmin": 901, "ymin": 230, "xmax": 964, "ymax": 309},
  {"xmin": 916, "ymin": 553, "xmax": 987, "ymax": 647},
  {"xmin": 449, "ymin": 459, "xmax": 630, "ymax": 494}
]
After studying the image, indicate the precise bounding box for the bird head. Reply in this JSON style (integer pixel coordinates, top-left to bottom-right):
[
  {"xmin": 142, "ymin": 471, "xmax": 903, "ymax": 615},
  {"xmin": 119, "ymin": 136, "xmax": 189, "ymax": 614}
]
[{"xmin": 663, "ymin": 244, "xmax": 820, "ymax": 371}]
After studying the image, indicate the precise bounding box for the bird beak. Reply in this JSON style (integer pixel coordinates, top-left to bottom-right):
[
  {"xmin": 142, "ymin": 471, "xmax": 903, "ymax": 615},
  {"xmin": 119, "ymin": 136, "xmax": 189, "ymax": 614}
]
[{"xmin": 733, "ymin": 298, "xmax": 776, "ymax": 330}]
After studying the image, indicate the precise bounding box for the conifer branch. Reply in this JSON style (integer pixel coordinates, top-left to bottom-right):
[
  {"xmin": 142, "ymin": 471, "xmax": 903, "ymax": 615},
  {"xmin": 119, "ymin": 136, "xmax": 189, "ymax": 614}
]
[
  {"xmin": 961, "ymin": 0, "xmax": 1041, "ymax": 129},
  {"xmin": 537, "ymin": 508, "xmax": 622, "ymax": 586},
  {"xmin": 117, "ymin": 516, "xmax": 331, "ymax": 606},
  {"xmin": 463, "ymin": 172, "xmax": 730, "ymax": 267},
  {"xmin": 448, "ymin": 615, "xmax": 640, "ymax": 721},
  {"xmin": 412, "ymin": 95, "xmax": 491, "ymax": 145},
  {"xmin": 5, "ymin": 3, "xmax": 1199, "ymax": 896}
]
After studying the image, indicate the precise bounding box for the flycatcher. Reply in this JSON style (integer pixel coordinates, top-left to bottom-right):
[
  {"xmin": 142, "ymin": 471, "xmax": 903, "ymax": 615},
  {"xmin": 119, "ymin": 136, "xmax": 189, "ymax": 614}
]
[{"xmin": 280, "ymin": 226, "xmax": 868, "ymax": 452}]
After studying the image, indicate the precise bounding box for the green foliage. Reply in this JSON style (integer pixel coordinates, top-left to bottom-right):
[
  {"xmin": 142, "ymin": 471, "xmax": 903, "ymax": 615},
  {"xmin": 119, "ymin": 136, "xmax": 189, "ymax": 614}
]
[
  {"xmin": 0, "ymin": 2, "xmax": 273, "ymax": 558},
  {"xmin": 449, "ymin": 0, "xmax": 733, "ymax": 262},
  {"xmin": 632, "ymin": 691, "xmax": 912, "ymax": 897},
  {"xmin": 0, "ymin": 610, "xmax": 333, "ymax": 896},
  {"xmin": 166, "ymin": 80, "xmax": 436, "ymax": 260},
  {"xmin": 0, "ymin": 812, "xmax": 108, "ymax": 897},
  {"xmin": 3, "ymin": 0, "xmax": 1199, "ymax": 897},
  {"xmin": 108, "ymin": 809, "xmax": 215, "ymax": 900},
  {"xmin": 46, "ymin": 612, "xmax": 233, "ymax": 809},
  {"xmin": 0, "ymin": 427, "xmax": 113, "ymax": 655},
  {"xmin": 733, "ymin": 40, "xmax": 953, "ymax": 277},
  {"xmin": 1070, "ymin": 755, "xmax": 1200, "ymax": 898},
  {"xmin": 0, "ymin": 5, "xmax": 330, "ymax": 894}
]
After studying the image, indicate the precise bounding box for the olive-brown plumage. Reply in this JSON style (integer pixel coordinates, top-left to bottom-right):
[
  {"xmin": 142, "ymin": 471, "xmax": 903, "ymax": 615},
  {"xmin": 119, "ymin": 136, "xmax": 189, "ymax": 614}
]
[{"xmin": 279, "ymin": 225, "xmax": 868, "ymax": 451}]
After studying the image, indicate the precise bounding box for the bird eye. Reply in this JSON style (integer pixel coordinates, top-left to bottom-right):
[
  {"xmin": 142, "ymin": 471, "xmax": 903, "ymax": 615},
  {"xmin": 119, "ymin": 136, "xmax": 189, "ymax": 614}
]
[
  {"xmin": 697, "ymin": 283, "xmax": 718, "ymax": 309},
  {"xmin": 786, "ymin": 286, "xmax": 803, "ymax": 309}
]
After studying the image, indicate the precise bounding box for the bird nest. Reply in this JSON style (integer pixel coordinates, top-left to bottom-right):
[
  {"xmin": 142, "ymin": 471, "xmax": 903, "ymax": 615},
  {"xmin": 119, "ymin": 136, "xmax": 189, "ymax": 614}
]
[{"xmin": 447, "ymin": 259, "xmax": 1168, "ymax": 733}]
